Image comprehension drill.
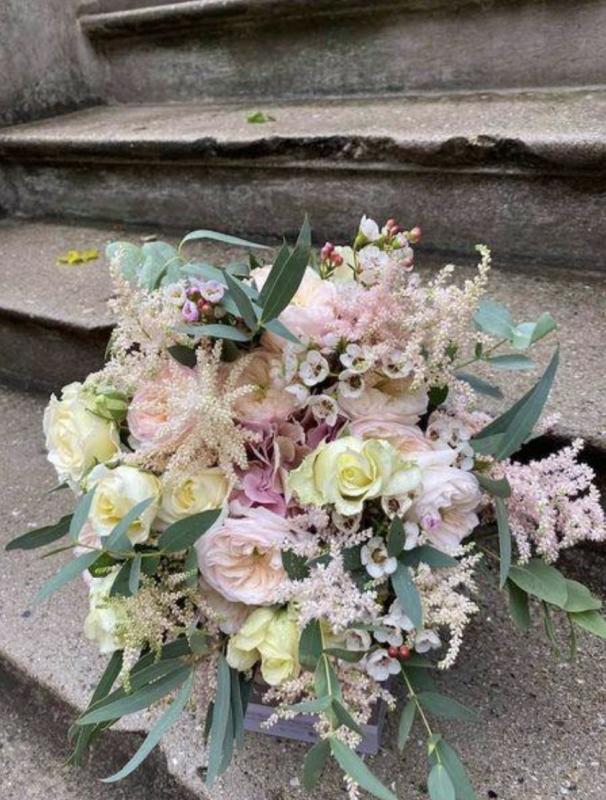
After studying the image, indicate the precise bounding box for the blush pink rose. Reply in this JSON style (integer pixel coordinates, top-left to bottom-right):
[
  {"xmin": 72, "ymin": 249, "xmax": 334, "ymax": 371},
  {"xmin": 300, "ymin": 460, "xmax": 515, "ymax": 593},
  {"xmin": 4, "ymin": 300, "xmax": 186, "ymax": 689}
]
[
  {"xmin": 253, "ymin": 265, "xmax": 337, "ymax": 347},
  {"xmin": 195, "ymin": 507, "xmax": 292, "ymax": 605},
  {"xmin": 127, "ymin": 362, "xmax": 196, "ymax": 445},
  {"xmin": 408, "ymin": 466, "xmax": 481, "ymax": 552},
  {"xmin": 349, "ymin": 419, "xmax": 431, "ymax": 456},
  {"xmin": 339, "ymin": 373, "xmax": 428, "ymax": 425},
  {"xmin": 233, "ymin": 350, "xmax": 299, "ymax": 427}
]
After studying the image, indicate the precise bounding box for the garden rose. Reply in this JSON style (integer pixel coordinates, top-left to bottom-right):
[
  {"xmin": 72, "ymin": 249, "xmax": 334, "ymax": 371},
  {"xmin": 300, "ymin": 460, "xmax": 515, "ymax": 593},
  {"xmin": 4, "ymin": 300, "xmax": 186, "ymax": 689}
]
[
  {"xmin": 196, "ymin": 507, "xmax": 292, "ymax": 605},
  {"xmin": 408, "ymin": 466, "xmax": 482, "ymax": 552},
  {"xmin": 43, "ymin": 382, "xmax": 120, "ymax": 484},
  {"xmin": 338, "ymin": 372, "xmax": 428, "ymax": 425},
  {"xmin": 226, "ymin": 606, "xmax": 300, "ymax": 686},
  {"xmin": 288, "ymin": 436, "xmax": 421, "ymax": 516},
  {"xmin": 233, "ymin": 350, "xmax": 299, "ymax": 427},
  {"xmin": 127, "ymin": 362, "xmax": 195, "ymax": 445},
  {"xmin": 157, "ymin": 467, "xmax": 229, "ymax": 527},
  {"xmin": 86, "ymin": 464, "xmax": 161, "ymax": 544},
  {"xmin": 253, "ymin": 265, "xmax": 337, "ymax": 345}
]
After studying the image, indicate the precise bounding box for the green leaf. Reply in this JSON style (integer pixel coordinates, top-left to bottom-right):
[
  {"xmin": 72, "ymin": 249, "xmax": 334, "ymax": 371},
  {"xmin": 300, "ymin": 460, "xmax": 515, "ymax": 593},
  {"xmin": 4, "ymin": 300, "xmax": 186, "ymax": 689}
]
[
  {"xmin": 431, "ymin": 740, "xmax": 476, "ymax": 800},
  {"xmin": 287, "ymin": 696, "xmax": 332, "ymax": 715},
  {"xmin": 455, "ymin": 371, "xmax": 503, "ymax": 399},
  {"xmin": 188, "ymin": 629, "xmax": 210, "ymax": 656},
  {"xmin": 331, "ymin": 699, "xmax": 363, "ymax": 735},
  {"xmin": 230, "ymin": 668, "xmax": 246, "ymax": 750},
  {"xmin": 102, "ymin": 670, "xmax": 194, "ymax": 782},
  {"xmin": 472, "ymin": 349, "xmax": 559, "ymax": 460},
  {"xmin": 69, "ymin": 486, "xmax": 97, "ymax": 543},
  {"xmin": 129, "ymin": 554, "xmax": 142, "ymax": 594},
  {"xmin": 473, "ymin": 298, "xmax": 513, "ymax": 339},
  {"xmin": 79, "ymin": 664, "xmax": 191, "ymax": 724},
  {"xmin": 138, "ymin": 242, "xmax": 179, "ymax": 290},
  {"xmin": 158, "ymin": 509, "xmax": 222, "ymax": 553},
  {"xmin": 391, "ymin": 563, "xmax": 423, "ymax": 629},
  {"xmin": 246, "ymin": 111, "xmax": 276, "ymax": 124},
  {"xmin": 486, "ymin": 354, "xmax": 535, "ymax": 371},
  {"xmin": 303, "ymin": 738, "xmax": 331, "ymax": 791},
  {"xmin": 506, "ymin": 580, "xmax": 531, "ymax": 632},
  {"xmin": 104, "ymin": 497, "xmax": 154, "ymax": 552},
  {"xmin": 167, "ymin": 344, "xmax": 197, "ymax": 368},
  {"xmin": 106, "ymin": 241, "xmax": 143, "ymax": 283},
  {"xmin": 224, "ymin": 271, "xmax": 259, "ymax": 332},
  {"xmin": 570, "ymin": 609, "xmax": 606, "ymax": 639},
  {"xmin": 323, "ymin": 648, "xmax": 366, "ymax": 663},
  {"xmin": 494, "ymin": 497, "xmax": 511, "ymax": 588},
  {"xmin": 206, "ymin": 655, "xmax": 232, "ymax": 786},
  {"xmin": 179, "ymin": 229, "xmax": 269, "ymax": 251},
  {"xmin": 263, "ymin": 318, "xmax": 301, "ymax": 345},
  {"xmin": 282, "ymin": 549, "xmax": 310, "ymax": 580},
  {"xmin": 35, "ymin": 550, "xmax": 100, "ymax": 604},
  {"xmin": 417, "ymin": 692, "xmax": 478, "ymax": 722},
  {"xmin": 259, "ymin": 216, "xmax": 312, "ymax": 323},
  {"xmin": 401, "ymin": 546, "xmax": 458, "ymax": 569},
  {"xmin": 68, "ymin": 650, "xmax": 123, "ymax": 765},
  {"xmin": 387, "ymin": 517, "xmax": 405, "ymax": 557},
  {"xmin": 329, "ymin": 738, "xmax": 397, "ymax": 800},
  {"xmin": 6, "ymin": 514, "xmax": 72, "ymax": 551},
  {"xmin": 314, "ymin": 654, "xmax": 342, "ymax": 702},
  {"xmin": 300, "ymin": 619, "xmax": 323, "ymax": 671},
  {"xmin": 110, "ymin": 559, "xmax": 133, "ymax": 597},
  {"xmin": 530, "ymin": 312, "xmax": 557, "ymax": 343},
  {"xmin": 397, "ymin": 698, "xmax": 416, "ymax": 751},
  {"xmin": 563, "ymin": 580, "xmax": 602, "ymax": 613},
  {"xmin": 178, "ymin": 323, "xmax": 252, "ymax": 342},
  {"xmin": 428, "ymin": 763, "xmax": 456, "ymax": 800},
  {"xmin": 474, "ymin": 474, "xmax": 511, "ymax": 498},
  {"xmin": 508, "ymin": 559, "xmax": 568, "ymax": 608}
]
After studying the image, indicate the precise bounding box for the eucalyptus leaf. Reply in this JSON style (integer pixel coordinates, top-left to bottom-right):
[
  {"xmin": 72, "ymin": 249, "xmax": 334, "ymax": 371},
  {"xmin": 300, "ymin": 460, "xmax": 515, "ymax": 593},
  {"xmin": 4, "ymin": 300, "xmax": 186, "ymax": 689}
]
[
  {"xmin": 178, "ymin": 323, "xmax": 251, "ymax": 342},
  {"xmin": 329, "ymin": 738, "xmax": 397, "ymax": 800},
  {"xmin": 206, "ymin": 655, "xmax": 232, "ymax": 786},
  {"xmin": 473, "ymin": 298, "xmax": 513, "ymax": 339},
  {"xmin": 287, "ymin": 696, "xmax": 333, "ymax": 715},
  {"xmin": 6, "ymin": 514, "xmax": 72, "ymax": 551},
  {"xmin": 401, "ymin": 546, "xmax": 458, "ymax": 569},
  {"xmin": 167, "ymin": 344, "xmax": 197, "ymax": 368},
  {"xmin": 129, "ymin": 554, "xmax": 142, "ymax": 595},
  {"xmin": 508, "ymin": 559, "xmax": 568, "ymax": 608},
  {"xmin": 224, "ymin": 271, "xmax": 259, "ymax": 331},
  {"xmin": 474, "ymin": 474, "xmax": 511, "ymax": 498},
  {"xmin": 563, "ymin": 579, "xmax": 602, "ymax": 613},
  {"xmin": 263, "ymin": 317, "xmax": 301, "ymax": 345},
  {"xmin": 109, "ymin": 559, "xmax": 133, "ymax": 597},
  {"xmin": 259, "ymin": 217, "xmax": 311, "ymax": 323},
  {"xmin": 179, "ymin": 229, "xmax": 269, "ymax": 251},
  {"xmin": 104, "ymin": 497, "xmax": 154, "ymax": 552},
  {"xmin": 428, "ymin": 764, "xmax": 456, "ymax": 800},
  {"xmin": 69, "ymin": 486, "xmax": 97, "ymax": 543},
  {"xmin": 397, "ymin": 698, "xmax": 416, "ymax": 751},
  {"xmin": 282, "ymin": 549, "xmax": 310, "ymax": 580},
  {"xmin": 299, "ymin": 619, "xmax": 323, "ymax": 671},
  {"xmin": 494, "ymin": 496, "xmax": 511, "ymax": 588},
  {"xmin": 506, "ymin": 580, "xmax": 531, "ymax": 632},
  {"xmin": 570, "ymin": 609, "xmax": 606, "ymax": 639},
  {"xmin": 35, "ymin": 550, "xmax": 100, "ymax": 604},
  {"xmin": 303, "ymin": 738, "xmax": 331, "ymax": 791},
  {"xmin": 486, "ymin": 354, "xmax": 535, "ymax": 371},
  {"xmin": 387, "ymin": 517, "xmax": 405, "ymax": 557},
  {"xmin": 417, "ymin": 692, "xmax": 478, "ymax": 722},
  {"xmin": 102, "ymin": 670, "xmax": 194, "ymax": 782},
  {"xmin": 455, "ymin": 371, "xmax": 503, "ymax": 399},
  {"xmin": 430, "ymin": 739, "xmax": 476, "ymax": 800},
  {"xmin": 391, "ymin": 563, "xmax": 423, "ymax": 628},
  {"xmin": 332, "ymin": 699, "xmax": 363, "ymax": 735},
  {"xmin": 158, "ymin": 509, "xmax": 222, "ymax": 552}
]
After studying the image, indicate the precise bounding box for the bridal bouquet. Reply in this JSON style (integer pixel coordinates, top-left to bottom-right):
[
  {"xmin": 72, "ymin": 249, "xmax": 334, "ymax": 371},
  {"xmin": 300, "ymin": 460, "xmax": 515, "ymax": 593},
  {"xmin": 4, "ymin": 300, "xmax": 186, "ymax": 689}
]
[{"xmin": 8, "ymin": 215, "xmax": 606, "ymax": 800}]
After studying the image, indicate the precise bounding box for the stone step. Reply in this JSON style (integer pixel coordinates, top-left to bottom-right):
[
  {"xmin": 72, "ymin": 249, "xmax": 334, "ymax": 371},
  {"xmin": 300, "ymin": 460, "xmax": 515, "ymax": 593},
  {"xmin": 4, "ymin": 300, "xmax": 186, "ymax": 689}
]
[
  {"xmin": 76, "ymin": 0, "xmax": 606, "ymax": 104},
  {"xmin": 1, "ymin": 219, "xmax": 605, "ymax": 454},
  {"xmin": 1, "ymin": 383, "xmax": 605, "ymax": 800},
  {"xmin": 1, "ymin": 91, "xmax": 605, "ymax": 269}
]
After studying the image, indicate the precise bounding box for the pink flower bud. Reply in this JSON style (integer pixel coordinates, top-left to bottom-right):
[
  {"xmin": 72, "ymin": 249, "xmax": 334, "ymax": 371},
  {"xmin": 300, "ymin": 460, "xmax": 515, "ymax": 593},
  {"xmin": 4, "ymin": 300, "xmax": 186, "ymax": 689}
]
[
  {"xmin": 320, "ymin": 242, "xmax": 334, "ymax": 260},
  {"xmin": 331, "ymin": 252, "xmax": 344, "ymax": 267},
  {"xmin": 408, "ymin": 226, "xmax": 422, "ymax": 243}
]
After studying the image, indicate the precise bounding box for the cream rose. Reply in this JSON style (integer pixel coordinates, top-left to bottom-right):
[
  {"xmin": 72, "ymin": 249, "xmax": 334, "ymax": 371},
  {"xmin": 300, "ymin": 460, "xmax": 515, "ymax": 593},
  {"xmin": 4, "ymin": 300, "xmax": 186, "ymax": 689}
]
[
  {"xmin": 157, "ymin": 467, "xmax": 230, "ymax": 528},
  {"xmin": 83, "ymin": 569, "xmax": 126, "ymax": 654},
  {"xmin": 196, "ymin": 506, "xmax": 291, "ymax": 605},
  {"xmin": 349, "ymin": 419, "xmax": 431, "ymax": 457},
  {"xmin": 288, "ymin": 436, "xmax": 421, "ymax": 516},
  {"xmin": 86, "ymin": 464, "xmax": 161, "ymax": 544},
  {"xmin": 43, "ymin": 382, "xmax": 120, "ymax": 484},
  {"xmin": 226, "ymin": 606, "xmax": 300, "ymax": 686},
  {"xmin": 233, "ymin": 350, "xmax": 299, "ymax": 427},
  {"xmin": 338, "ymin": 373, "xmax": 428, "ymax": 425},
  {"xmin": 253, "ymin": 265, "xmax": 337, "ymax": 347},
  {"xmin": 408, "ymin": 466, "xmax": 481, "ymax": 552}
]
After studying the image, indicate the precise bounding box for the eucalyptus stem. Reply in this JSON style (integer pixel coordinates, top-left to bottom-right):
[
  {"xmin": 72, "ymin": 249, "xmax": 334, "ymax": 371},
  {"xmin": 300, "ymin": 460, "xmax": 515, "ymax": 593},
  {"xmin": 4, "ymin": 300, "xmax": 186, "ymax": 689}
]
[
  {"xmin": 401, "ymin": 669, "xmax": 444, "ymax": 766},
  {"xmin": 453, "ymin": 338, "xmax": 509, "ymax": 371}
]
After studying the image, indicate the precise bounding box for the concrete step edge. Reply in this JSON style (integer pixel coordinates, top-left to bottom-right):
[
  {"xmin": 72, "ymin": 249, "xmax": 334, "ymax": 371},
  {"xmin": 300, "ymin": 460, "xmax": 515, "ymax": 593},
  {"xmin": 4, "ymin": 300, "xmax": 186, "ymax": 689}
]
[{"xmin": 1, "ymin": 92, "xmax": 605, "ymax": 174}]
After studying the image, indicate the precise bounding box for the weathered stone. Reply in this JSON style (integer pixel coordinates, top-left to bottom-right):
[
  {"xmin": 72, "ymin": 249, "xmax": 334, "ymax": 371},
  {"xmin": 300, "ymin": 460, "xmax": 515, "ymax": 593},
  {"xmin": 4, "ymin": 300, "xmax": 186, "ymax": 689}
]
[
  {"xmin": 1, "ymin": 92, "xmax": 605, "ymax": 268},
  {"xmin": 78, "ymin": 0, "xmax": 606, "ymax": 103}
]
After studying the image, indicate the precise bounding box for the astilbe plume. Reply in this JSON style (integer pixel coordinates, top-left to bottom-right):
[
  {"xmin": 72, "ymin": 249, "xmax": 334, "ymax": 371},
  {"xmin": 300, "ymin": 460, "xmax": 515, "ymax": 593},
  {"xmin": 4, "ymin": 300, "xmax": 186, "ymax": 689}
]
[{"xmin": 504, "ymin": 440, "xmax": 606, "ymax": 563}]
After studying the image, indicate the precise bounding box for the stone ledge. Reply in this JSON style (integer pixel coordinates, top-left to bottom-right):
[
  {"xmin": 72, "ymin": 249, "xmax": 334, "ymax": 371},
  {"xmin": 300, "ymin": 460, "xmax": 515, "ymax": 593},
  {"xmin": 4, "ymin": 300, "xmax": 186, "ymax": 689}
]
[{"xmin": 1, "ymin": 92, "xmax": 604, "ymax": 173}]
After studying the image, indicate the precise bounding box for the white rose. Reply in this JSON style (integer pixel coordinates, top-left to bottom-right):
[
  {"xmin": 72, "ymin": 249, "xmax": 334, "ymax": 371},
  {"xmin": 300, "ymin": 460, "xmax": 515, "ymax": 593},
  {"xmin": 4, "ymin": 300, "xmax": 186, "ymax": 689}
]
[
  {"xmin": 83, "ymin": 569, "xmax": 126, "ymax": 654},
  {"xmin": 157, "ymin": 467, "xmax": 230, "ymax": 528},
  {"xmin": 43, "ymin": 382, "xmax": 120, "ymax": 484},
  {"xmin": 86, "ymin": 464, "xmax": 161, "ymax": 544}
]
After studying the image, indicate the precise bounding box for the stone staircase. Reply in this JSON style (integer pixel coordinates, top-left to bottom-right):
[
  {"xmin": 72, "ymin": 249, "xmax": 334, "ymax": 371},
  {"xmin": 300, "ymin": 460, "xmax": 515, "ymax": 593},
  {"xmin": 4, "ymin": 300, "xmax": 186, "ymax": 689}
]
[{"xmin": 1, "ymin": 1, "xmax": 605, "ymax": 798}]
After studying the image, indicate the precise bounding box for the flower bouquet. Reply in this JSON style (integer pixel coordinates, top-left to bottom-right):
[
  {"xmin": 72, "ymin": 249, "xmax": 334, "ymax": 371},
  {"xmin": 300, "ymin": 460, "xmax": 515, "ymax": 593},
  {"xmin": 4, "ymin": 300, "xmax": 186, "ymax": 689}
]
[{"xmin": 7, "ymin": 215, "xmax": 606, "ymax": 800}]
